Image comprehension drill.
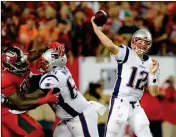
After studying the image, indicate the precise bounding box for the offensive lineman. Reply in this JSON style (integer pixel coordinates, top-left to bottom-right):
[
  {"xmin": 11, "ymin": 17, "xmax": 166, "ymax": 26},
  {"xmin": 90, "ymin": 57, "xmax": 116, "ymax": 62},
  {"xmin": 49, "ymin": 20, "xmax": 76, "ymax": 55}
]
[
  {"xmin": 37, "ymin": 42, "xmax": 106, "ymax": 137},
  {"xmin": 91, "ymin": 16, "xmax": 160, "ymax": 137}
]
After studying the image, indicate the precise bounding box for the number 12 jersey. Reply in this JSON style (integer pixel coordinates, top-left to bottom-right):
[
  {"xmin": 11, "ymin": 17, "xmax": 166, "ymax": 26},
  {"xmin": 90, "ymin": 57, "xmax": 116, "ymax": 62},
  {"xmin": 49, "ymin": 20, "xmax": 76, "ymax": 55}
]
[{"xmin": 111, "ymin": 45, "xmax": 152, "ymax": 101}]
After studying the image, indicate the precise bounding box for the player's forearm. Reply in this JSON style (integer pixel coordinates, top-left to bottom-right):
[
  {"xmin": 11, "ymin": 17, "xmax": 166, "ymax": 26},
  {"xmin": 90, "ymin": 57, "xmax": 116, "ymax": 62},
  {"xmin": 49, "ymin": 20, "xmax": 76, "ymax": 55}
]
[
  {"xmin": 92, "ymin": 26, "xmax": 118, "ymax": 54},
  {"xmin": 148, "ymin": 67, "xmax": 160, "ymax": 97},
  {"xmin": 148, "ymin": 86, "xmax": 160, "ymax": 97},
  {"xmin": 17, "ymin": 99, "xmax": 40, "ymax": 109},
  {"xmin": 94, "ymin": 28, "xmax": 113, "ymax": 48},
  {"xmin": 2, "ymin": 97, "xmax": 38, "ymax": 110},
  {"xmin": 29, "ymin": 44, "xmax": 48, "ymax": 62},
  {"xmin": 24, "ymin": 90, "xmax": 45, "ymax": 100}
]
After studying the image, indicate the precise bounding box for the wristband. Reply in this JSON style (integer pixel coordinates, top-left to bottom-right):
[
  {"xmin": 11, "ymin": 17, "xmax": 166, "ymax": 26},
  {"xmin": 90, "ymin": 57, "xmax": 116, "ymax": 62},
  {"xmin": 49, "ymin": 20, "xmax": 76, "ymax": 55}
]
[{"xmin": 148, "ymin": 74, "xmax": 159, "ymax": 86}]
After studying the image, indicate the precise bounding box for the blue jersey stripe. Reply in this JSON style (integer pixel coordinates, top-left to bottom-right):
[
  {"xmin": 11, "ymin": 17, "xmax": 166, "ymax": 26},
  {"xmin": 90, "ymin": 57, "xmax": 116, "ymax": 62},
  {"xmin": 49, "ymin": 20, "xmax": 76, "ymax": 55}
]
[
  {"xmin": 59, "ymin": 95, "xmax": 80, "ymax": 117},
  {"xmin": 79, "ymin": 113, "xmax": 91, "ymax": 137},
  {"xmin": 123, "ymin": 47, "xmax": 129, "ymax": 63},
  {"xmin": 113, "ymin": 46, "xmax": 129, "ymax": 97},
  {"xmin": 113, "ymin": 64, "xmax": 123, "ymax": 97},
  {"xmin": 104, "ymin": 97, "xmax": 115, "ymax": 137}
]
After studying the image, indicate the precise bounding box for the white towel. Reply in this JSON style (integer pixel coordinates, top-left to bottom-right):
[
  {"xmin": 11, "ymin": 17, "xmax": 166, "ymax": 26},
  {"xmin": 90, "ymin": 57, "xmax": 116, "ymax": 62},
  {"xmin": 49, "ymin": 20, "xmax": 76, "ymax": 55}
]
[{"xmin": 89, "ymin": 101, "xmax": 106, "ymax": 116}]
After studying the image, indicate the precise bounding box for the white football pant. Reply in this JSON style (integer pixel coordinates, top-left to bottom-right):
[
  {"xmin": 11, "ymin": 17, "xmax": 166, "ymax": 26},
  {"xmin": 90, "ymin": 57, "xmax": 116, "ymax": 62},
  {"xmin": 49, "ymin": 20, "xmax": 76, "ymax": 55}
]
[
  {"xmin": 104, "ymin": 96, "xmax": 153, "ymax": 137},
  {"xmin": 54, "ymin": 104, "xmax": 99, "ymax": 137}
]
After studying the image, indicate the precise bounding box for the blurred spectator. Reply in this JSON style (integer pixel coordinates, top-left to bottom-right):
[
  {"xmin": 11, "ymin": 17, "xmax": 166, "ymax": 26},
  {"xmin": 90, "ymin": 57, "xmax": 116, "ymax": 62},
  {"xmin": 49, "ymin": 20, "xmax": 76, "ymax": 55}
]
[
  {"xmin": 141, "ymin": 88, "xmax": 162, "ymax": 137},
  {"xmin": 148, "ymin": 8, "xmax": 169, "ymax": 55},
  {"xmin": 84, "ymin": 80, "xmax": 110, "ymax": 137},
  {"xmin": 168, "ymin": 2, "xmax": 176, "ymax": 16},
  {"xmin": 87, "ymin": 2, "xmax": 101, "ymax": 13},
  {"xmin": 160, "ymin": 76, "xmax": 176, "ymax": 137},
  {"xmin": 36, "ymin": 6, "xmax": 48, "ymax": 29},
  {"xmin": 114, "ymin": 35, "xmax": 129, "ymax": 46},
  {"xmin": 18, "ymin": 14, "xmax": 38, "ymax": 52},
  {"xmin": 107, "ymin": 5, "xmax": 122, "ymax": 34},
  {"xmin": 51, "ymin": 19, "xmax": 70, "ymax": 51},
  {"xmin": 85, "ymin": 81, "xmax": 109, "ymax": 104},
  {"xmin": 77, "ymin": 2, "xmax": 94, "ymax": 22},
  {"xmin": 38, "ymin": 18, "xmax": 57, "ymax": 44},
  {"xmin": 58, "ymin": 3, "xmax": 73, "ymax": 34},
  {"xmin": 2, "ymin": 1, "xmax": 176, "ymax": 56},
  {"xmin": 166, "ymin": 15, "xmax": 176, "ymax": 55},
  {"xmin": 1, "ymin": 14, "xmax": 21, "ymax": 50},
  {"xmin": 71, "ymin": 10, "xmax": 86, "ymax": 56},
  {"xmin": 45, "ymin": 5, "xmax": 56, "ymax": 19},
  {"xmin": 72, "ymin": 9, "xmax": 99, "ymax": 57},
  {"xmin": 119, "ymin": 2, "xmax": 131, "ymax": 21},
  {"xmin": 118, "ymin": 9, "xmax": 139, "ymax": 46}
]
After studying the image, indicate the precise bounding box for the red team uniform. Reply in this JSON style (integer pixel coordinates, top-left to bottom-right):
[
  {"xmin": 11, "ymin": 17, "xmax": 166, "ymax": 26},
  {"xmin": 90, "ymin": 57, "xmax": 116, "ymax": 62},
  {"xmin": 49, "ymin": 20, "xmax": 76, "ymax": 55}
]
[
  {"xmin": 1, "ymin": 43, "xmax": 64, "ymax": 137},
  {"xmin": 1, "ymin": 70, "xmax": 44, "ymax": 137},
  {"xmin": 1, "ymin": 46, "xmax": 47, "ymax": 137}
]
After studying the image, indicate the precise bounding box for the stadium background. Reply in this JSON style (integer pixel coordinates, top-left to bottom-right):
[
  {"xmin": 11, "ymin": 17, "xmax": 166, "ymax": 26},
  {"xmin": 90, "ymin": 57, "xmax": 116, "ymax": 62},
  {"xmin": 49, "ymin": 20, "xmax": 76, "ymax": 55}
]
[{"xmin": 1, "ymin": 1, "xmax": 176, "ymax": 137}]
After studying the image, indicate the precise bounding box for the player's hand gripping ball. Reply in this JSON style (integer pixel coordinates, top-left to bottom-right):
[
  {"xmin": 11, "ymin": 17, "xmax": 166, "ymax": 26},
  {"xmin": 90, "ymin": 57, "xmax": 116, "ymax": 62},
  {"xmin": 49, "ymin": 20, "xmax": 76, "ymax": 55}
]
[{"xmin": 93, "ymin": 10, "xmax": 108, "ymax": 26}]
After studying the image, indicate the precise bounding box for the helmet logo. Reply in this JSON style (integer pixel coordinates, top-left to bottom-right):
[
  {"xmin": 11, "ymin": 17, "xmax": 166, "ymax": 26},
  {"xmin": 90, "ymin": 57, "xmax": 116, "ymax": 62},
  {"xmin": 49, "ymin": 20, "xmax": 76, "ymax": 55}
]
[
  {"xmin": 6, "ymin": 56, "xmax": 11, "ymax": 62},
  {"xmin": 51, "ymin": 52, "xmax": 59, "ymax": 60},
  {"xmin": 2, "ymin": 52, "xmax": 17, "ymax": 64}
]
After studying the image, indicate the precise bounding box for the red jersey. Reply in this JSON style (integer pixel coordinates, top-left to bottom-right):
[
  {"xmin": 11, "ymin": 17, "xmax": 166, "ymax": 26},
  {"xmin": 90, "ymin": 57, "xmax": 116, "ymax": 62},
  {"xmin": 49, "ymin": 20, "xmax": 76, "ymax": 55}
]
[{"xmin": 1, "ymin": 70, "xmax": 30, "ymax": 115}]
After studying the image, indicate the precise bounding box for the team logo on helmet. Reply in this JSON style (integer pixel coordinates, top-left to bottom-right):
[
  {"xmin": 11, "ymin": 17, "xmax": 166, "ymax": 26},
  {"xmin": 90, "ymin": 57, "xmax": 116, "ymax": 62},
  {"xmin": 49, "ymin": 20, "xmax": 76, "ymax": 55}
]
[
  {"xmin": 2, "ymin": 52, "xmax": 17, "ymax": 64},
  {"xmin": 2, "ymin": 46, "xmax": 30, "ymax": 75}
]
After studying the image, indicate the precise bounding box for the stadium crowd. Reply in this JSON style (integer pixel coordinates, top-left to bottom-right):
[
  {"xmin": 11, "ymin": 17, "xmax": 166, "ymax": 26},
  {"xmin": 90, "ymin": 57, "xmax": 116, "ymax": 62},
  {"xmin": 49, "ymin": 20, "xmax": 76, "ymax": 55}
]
[
  {"xmin": 2, "ymin": 1, "xmax": 176, "ymax": 57},
  {"xmin": 1, "ymin": 1, "xmax": 176, "ymax": 137}
]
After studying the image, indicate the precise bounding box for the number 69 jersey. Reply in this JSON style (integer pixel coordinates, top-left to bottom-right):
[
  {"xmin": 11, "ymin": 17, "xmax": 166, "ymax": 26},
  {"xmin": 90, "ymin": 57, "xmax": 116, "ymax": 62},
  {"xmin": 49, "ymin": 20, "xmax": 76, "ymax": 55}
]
[
  {"xmin": 39, "ymin": 67, "xmax": 89, "ymax": 120},
  {"xmin": 111, "ymin": 45, "xmax": 153, "ymax": 101}
]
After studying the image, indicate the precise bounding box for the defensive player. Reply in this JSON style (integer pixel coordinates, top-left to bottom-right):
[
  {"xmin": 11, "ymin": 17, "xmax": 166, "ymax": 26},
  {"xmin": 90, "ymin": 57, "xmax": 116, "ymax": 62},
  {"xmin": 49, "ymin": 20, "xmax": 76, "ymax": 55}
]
[
  {"xmin": 1, "ymin": 43, "xmax": 61, "ymax": 137},
  {"xmin": 91, "ymin": 16, "xmax": 160, "ymax": 137},
  {"xmin": 37, "ymin": 42, "xmax": 106, "ymax": 137}
]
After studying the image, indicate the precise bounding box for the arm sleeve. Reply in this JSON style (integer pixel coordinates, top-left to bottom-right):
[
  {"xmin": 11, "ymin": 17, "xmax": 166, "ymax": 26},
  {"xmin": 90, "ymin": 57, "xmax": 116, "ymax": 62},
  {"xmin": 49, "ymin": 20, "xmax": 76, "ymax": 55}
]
[{"xmin": 110, "ymin": 45, "xmax": 128, "ymax": 63}]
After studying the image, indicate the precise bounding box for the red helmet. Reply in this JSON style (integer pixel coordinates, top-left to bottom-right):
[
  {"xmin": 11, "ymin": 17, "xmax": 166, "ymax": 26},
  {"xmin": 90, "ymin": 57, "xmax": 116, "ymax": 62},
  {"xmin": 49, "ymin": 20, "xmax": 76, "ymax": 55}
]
[{"xmin": 2, "ymin": 46, "xmax": 30, "ymax": 75}]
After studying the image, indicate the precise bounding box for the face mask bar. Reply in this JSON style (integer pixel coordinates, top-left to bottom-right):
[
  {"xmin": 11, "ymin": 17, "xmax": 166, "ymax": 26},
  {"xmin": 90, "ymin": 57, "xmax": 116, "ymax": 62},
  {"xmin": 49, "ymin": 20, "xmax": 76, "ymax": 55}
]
[{"xmin": 132, "ymin": 37, "xmax": 152, "ymax": 55}]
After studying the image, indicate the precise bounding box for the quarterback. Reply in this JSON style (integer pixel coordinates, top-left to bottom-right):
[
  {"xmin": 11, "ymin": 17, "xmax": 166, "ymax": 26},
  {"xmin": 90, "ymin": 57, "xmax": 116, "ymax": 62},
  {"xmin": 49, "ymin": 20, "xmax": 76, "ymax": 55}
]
[{"xmin": 91, "ymin": 16, "xmax": 160, "ymax": 137}]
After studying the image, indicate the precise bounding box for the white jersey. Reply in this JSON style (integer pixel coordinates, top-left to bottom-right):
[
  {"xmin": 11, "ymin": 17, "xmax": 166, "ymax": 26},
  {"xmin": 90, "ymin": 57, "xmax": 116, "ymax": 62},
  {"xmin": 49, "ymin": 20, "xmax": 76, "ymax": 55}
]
[
  {"xmin": 39, "ymin": 67, "xmax": 89, "ymax": 120},
  {"xmin": 111, "ymin": 45, "xmax": 152, "ymax": 101}
]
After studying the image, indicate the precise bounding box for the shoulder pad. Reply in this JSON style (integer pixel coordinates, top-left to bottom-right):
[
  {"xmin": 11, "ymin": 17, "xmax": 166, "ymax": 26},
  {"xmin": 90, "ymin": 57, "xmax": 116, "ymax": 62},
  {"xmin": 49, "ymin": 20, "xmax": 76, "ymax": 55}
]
[{"xmin": 39, "ymin": 73, "xmax": 67, "ymax": 89}]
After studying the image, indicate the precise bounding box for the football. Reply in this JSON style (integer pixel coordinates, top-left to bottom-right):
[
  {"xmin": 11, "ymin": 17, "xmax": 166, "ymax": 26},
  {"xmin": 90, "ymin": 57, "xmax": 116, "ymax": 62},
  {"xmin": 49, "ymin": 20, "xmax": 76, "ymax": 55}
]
[{"xmin": 93, "ymin": 10, "xmax": 108, "ymax": 26}]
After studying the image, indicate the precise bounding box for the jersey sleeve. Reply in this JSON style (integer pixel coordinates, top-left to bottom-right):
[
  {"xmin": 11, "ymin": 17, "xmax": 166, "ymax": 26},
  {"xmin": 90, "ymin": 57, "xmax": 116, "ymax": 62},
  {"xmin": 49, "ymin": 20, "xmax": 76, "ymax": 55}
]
[
  {"xmin": 2, "ymin": 75, "xmax": 16, "ymax": 97},
  {"xmin": 110, "ymin": 45, "xmax": 129, "ymax": 63}
]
